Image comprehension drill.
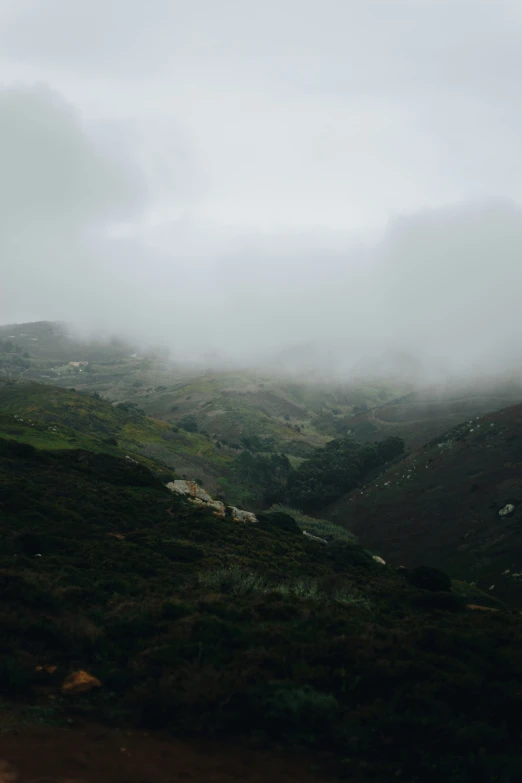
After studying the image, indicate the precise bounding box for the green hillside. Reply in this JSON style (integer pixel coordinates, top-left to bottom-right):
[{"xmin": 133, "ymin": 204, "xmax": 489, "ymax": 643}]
[
  {"xmin": 5, "ymin": 322, "xmax": 522, "ymax": 466},
  {"xmin": 0, "ymin": 380, "xmax": 520, "ymax": 780},
  {"xmin": 0, "ymin": 380, "xmax": 232, "ymax": 494},
  {"xmin": 2, "ymin": 420, "xmax": 522, "ymax": 781},
  {"xmin": 0, "ymin": 321, "xmax": 412, "ymax": 454}
]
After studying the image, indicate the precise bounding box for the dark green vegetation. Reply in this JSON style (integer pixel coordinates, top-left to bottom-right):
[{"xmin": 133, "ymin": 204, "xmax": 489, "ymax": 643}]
[
  {"xmin": 330, "ymin": 403, "xmax": 522, "ymax": 608},
  {"xmin": 0, "ymin": 321, "xmax": 410, "ymax": 507},
  {"xmin": 0, "ymin": 379, "xmax": 404, "ymax": 512},
  {"xmin": 3, "ymin": 396, "xmax": 522, "ymax": 780},
  {"xmin": 286, "ymin": 435, "xmax": 405, "ymax": 511},
  {"xmin": 6, "ymin": 324, "xmax": 522, "ymax": 779},
  {"xmin": 232, "ymin": 450, "xmax": 293, "ymax": 506},
  {"xmin": 6, "ymin": 320, "xmax": 522, "ymax": 515}
]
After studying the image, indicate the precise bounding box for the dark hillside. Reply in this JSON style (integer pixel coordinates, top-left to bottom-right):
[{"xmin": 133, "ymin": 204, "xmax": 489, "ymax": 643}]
[
  {"xmin": 2, "ymin": 433, "xmax": 522, "ymax": 779},
  {"xmin": 329, "ymin": 403, "xmax": 522, "ymax": 606},
  {"xmin": 343, "ymin": 382, "xmax": 522, "ymax": 448}
]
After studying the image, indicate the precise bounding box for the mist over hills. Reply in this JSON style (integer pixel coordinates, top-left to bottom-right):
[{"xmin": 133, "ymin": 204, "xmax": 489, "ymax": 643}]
[{"xmin": 5, "ymin": 1, "xmax": 522, "ymax": 777}]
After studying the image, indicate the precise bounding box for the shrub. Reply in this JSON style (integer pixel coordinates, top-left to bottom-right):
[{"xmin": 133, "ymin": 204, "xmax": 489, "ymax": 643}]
[
  {"xmin": 256, "ymin": 511, "xmax": 301, "ymax": 534},
  {"xmin": 326, "ymin": 540, "xmax": 376, "ymax": 569},
  {"xmin": 179, "ymin": 415, "xmax": 198, "ymax": 433},
  {"xmin": 198, "ymin": 566, "xmax": 265, "ymax": 595},
  {"xmin": 269, "ymin": 504, "xmax": 357, "ymax": 543},
  {"xmin": 161, "ymin": 601, "xmax": 195, "ymax": 620},
  {"xmin": 251, "ymin": 684, "xmax": 339, "ymax": 740},
  {"xmin": 197, "ymin": 568, "xmax": 372, "ymax": 608},
  {"xmin": 411, "ymin": 591, "xmax": 464, "ymax": 613},
  {"xmin": 286, "ymin": 434, "xmax": 405, "ymax": 511},
  {"xmin": 404, "ymin": 566, "xmax": 452, "ymax": 592},
  {"xmin": 0, "ymin": 657, "xmax": 34, "ymax": 695}
]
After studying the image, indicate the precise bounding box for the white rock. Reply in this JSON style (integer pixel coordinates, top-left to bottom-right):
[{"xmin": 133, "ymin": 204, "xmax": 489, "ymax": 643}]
[
  {"xmin": 166, "ymin": 479, "xmax": 213, "ymax": 503},
  {"xmin": 372, "ymin": 555, "xmax": 386, "ymax": 565},
  {"xmin": 499, "ymin": 503, "xmax": 515, "ymax": 517},
  {"xmin": 303, "ymin": 530, "xmax": 328, "ymax": 544},
  {"xmin": 231, "ymin": 507, "xmax": 257, "ymax": 523}
]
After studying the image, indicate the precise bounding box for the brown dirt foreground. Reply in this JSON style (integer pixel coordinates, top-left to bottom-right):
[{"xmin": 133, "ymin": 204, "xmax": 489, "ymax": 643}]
[{"xmin": 0, "ymin": 723, "xmax": 333, "ymax": 783}]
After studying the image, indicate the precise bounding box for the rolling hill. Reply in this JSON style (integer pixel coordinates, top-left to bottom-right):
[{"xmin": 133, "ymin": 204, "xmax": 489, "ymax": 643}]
[
  {"xmin": 0, "ymin": 380, "xmax": 233, "ymax": 496},
  {"xmin": 328, "ymin": 402, "xmax": 522, "ymax": 606},
  {"xmin": 2, "ymin": 391, "xmax": 522, "ymax": 781},
  {"xmin": 343, "ymin": 380, "xmax": 522, "ymax": 449},
  {"xmin": 5, "ymin": 321, "xmax": 522, "ymax": 462}
]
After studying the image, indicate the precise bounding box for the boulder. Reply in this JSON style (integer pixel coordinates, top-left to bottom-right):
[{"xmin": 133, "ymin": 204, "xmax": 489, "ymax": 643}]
[
  {"xmin": 166, "ymin": 480, "xmax": 213, "ymax": 502},
  {"xmin": 302, "ymin": 530, "xmax": 328, "ymax": 545},
  {"xmin": 61, "ymin": 670, "xmax": 101, "ymax": 695},
  {"xmin": 372, "ymin": 555, "xmax": 386, "ymax": 565},
  {"xmin": 166, "ymin": 481, "xmax": 255, "ymax": 521},
  {"xmin": 35, "ymin": 664, "xmax": 57, "ymax": 674},
  {"xmin": 230, "ymin": 507, "xmax": 257, "ymax": 523},
  {"xmin": 499, "ymin": 503, "xmax": 515, "ymax": 517}
]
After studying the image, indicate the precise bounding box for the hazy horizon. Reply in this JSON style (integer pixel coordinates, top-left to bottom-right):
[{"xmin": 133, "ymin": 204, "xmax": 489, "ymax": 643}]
[{"xmin": 2, "ymin": 1, "xmax": 522, "ymax": 380}]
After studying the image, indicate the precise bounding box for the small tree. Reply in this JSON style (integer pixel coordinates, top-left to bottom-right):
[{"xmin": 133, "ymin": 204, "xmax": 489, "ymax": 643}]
[{"xmin": 179, "ymin": 414, "xmax": 198, "ymax": 433}]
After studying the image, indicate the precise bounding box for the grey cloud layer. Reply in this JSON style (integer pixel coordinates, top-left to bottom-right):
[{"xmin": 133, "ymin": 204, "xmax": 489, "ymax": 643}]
[{"xmin": 1, "ymin": 2, "xmax": 522, "ymax": 378}]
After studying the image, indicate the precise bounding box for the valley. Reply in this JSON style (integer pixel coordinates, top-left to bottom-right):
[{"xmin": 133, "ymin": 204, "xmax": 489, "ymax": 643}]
[{"xmin": 3, "ymin": 321, "xmax": 522, "ymax": 780}]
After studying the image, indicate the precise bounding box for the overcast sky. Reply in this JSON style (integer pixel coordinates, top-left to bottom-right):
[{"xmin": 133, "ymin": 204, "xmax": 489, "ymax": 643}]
[{"xmin": 2, "ymin": 0, "xmax": 522, "ymax": 376}]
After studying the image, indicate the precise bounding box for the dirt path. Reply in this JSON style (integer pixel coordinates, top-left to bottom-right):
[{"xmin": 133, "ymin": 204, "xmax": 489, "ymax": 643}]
[{"xmin": 0, "ymin": 723, "xmax": 332, "ymax": 783}]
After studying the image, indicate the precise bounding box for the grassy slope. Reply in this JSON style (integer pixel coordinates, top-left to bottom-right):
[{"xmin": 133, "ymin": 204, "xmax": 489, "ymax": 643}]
[
  {"xmin": 0, "ymin": 381, "xmax": 231, "ymax": 493},
  {"xmin": 115, "ymin": 370, "xmax": 408, "ymax": 454},
  {"xmin": 1, "ymin": 320, "xmax": 406, "ymax": 443},
  {"xmin": 344, "ymin": 382, "xmax": 522, "ymax": 448},
  {"xmin": 328, "ymin": 402, "xmax": 522, "ymax": 606},
  {"xmin": 5, "ymin": 321, "xmax": 522, "ymax": 458},
  {"xmin": 2, "ymin": 436, "xmax": 522, "ymax": 780}
]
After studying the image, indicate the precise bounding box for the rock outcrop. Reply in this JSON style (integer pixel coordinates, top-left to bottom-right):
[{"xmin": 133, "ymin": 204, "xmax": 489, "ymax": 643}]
[
  {"xmin": 61, "ymin": 670, "xmax": 101, "ymax": 695},
  {"xmin": 229, "ymin": 507, "xmax": 257, "ymax": 524},
  {"xmin": 166, "ymin": 480, "xmax": 226, "ymax": 517},
  {"xmin": 166, "ymin": 481, "xmax": 257, "ymax": 522},
  {"xmin": 303, "ymin": 530, "xmax": 328, "ymax": 545}
]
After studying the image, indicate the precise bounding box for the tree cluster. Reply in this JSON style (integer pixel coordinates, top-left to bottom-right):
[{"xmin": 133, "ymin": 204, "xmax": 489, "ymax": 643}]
[{"xmin": 286, "ymin": 435, "xmax": 405, "ymax": 511}]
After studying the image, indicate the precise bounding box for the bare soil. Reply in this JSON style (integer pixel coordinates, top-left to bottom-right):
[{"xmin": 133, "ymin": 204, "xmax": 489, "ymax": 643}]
[{"xmin": 0, "ymin": 723, "xmax": 331, "ymax": 783}]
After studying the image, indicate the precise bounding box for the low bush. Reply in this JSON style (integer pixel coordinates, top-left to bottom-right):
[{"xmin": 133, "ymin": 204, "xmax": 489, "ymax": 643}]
[{"xmin": 404, "ymin": 565, "xmax": 453, "ymax": 592}]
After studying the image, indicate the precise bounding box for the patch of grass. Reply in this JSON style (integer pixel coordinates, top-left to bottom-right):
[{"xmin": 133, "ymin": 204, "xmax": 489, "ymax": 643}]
[
  {"xmin": 269, "ymin": 504, "xmax": 357, "ymax": 542},
  {"xmin": 198, "ymin": 565, "xmax": 266, "ymax": 595},
  {"xmin": 198, "ymin": 566, "xmax": 374, "ymax": 609},
  {"xmin": 0, "ymin": 701, "xmax": 65, "ymax": 731}
]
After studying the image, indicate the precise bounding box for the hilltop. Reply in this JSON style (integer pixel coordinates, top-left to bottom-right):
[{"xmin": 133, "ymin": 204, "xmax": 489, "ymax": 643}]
[
  {"xmin": 344, "ymin": 380, "xmax": 522, "ymax": 449},
  {"xmin": 0, "ymin": 321, "xmax": 408, "ymax": 452},
  {"xmin": 4, "ymin": 321, "xmax": 522, "ymax": 461},
  {"xmin": 329, "ymin": 402, "xmax": 522, "ymax": 606}
]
